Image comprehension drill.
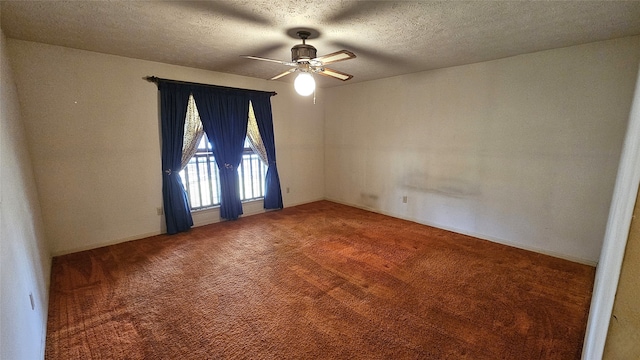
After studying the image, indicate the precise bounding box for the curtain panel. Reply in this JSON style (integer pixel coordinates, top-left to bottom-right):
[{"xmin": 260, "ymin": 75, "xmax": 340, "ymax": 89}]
[
  {"xmin": 250, "ymin": 93, "xmax": 283, "ymax": 210},
  {"xmin": 155, "ymin": 78, "xmax": 279, "ymax": 226},
  {"xmin": 158, "ymin": 81, "xmax": 194, "ymax": 234},
  {"xmin": 192, "ymin": 89, "xmax": 250, "ymax": 220}
]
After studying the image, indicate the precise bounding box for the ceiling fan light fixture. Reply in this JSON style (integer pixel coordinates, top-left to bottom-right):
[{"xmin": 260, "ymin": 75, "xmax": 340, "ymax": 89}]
[
  {"xmin": 294, "ymin": 72, "xmax": 315, "ymax": 96},
  {"xmin": 242, "ymin": 28, "xmax": 355, "ymax": 93}
]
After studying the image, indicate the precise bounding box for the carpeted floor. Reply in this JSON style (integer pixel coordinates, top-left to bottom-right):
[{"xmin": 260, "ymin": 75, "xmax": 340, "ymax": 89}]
[{"xmin": 45, "ymin": 201, "xmax": 595, "ymax": 359}]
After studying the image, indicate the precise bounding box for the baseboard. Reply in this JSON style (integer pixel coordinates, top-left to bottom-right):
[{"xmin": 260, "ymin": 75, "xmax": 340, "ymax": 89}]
[
  {"xmin": 52, "ymin": 199, "xmax": 323, "ymax": 257},
  {"xmin": 324, "ymin": 197, "xmax": 598, "ymax": 267},
  {"xmin": 51, "ymin": 230, "xmax": 164, "ymax": 257},
  {"xmin": 42, "ymin": 254, "xmax": 53, "ymax": 359},
  {"xmin": 284, "ymin": 197, "xmax": 325, "ymax": 208},
  {"xmin": 53, "ymin": 197, "xmax": 591, "ymax": 268}
]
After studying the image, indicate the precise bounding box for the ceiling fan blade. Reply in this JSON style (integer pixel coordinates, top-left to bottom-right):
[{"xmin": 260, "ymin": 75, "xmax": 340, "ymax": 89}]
[
  {"xmin": 270, "ymin": 69, "xmax": 296, "ymax": 80},
  {"xmin": 241, "ymin": 55, "xmax": 296, "ymax": 67},
  {"xmin": 313, "ymin": 50, "xmax": 356, "ymax": 65},
  {"xmin": 319, "ymin": 67, "xmax": 354, "ymax": 81}
]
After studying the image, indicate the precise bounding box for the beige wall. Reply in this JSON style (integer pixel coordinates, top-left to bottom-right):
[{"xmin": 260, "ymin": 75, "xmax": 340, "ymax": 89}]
[
  {"xmin": 7, "ymin": 40, "xmax": 325, "ymax": 255},
  {"xmin": 604, "ymin": 186, "xmax": 640, "ymax": 359},
  {"xmin": 324, "ymin": 36, "xmax": 640, "ymax": 264},
  {"xmin": 0, "ymin": 29, "xmax": 51, "ymax": 359},
  {"xmin": 9, "ymin": 36, "xmax": 638, "ymax": 263}
]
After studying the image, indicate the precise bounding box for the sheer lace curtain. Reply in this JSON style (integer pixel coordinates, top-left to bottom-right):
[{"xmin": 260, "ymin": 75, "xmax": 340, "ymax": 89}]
[
  {"xmin": 246, "ymin": 101, "xmax": 268, "ymax": 165},
  {"xmin": 180, "ymin": 94, "xmax": 205, "ymax": 170},
  {"xmin": 182, "ymin": 98, "xmax": 267, "ymax": 169}
]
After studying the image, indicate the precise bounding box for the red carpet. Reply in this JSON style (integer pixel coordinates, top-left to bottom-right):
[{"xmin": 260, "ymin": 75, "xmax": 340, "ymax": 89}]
[{"xmin": 45, "ymin": 201, "xmax": 595, "ymax": 359}]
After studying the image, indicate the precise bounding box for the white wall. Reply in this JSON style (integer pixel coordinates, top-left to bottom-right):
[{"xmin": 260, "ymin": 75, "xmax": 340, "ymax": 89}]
[
  {"xmin": 0, "ymin": 29, "xmax": 51, "ymax": 360},
  {"xmin": 7, "ymin": 40, "xmax": 325, "ymax": 256},
  {"xmin": 325, "ymin": 36, "xmax": 640, "ymax": 264},
  {"xmin": 586, "ymin": 64, "xmax": 640, "ymax": 360}
]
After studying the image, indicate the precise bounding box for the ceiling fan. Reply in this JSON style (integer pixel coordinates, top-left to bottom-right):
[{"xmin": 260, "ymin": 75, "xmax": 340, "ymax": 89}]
[{"xmin": 241, "ymin": 30, "xmax": 356, "ymax": 96}]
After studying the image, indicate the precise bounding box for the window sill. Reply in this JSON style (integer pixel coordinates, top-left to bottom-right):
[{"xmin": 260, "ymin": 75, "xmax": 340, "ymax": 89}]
[{"xmin": 190, "ymin": 198, "xmax": 264, "ymax": 214}]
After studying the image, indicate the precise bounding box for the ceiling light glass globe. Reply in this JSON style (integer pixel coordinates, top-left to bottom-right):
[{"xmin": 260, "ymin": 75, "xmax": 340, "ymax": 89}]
[{"xmin": 294, "ymin": 72, "xmax": 315, "ymax": 96}]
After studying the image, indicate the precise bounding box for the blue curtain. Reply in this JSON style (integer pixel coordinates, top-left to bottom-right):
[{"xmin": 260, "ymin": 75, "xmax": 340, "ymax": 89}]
[
  {"xmin": 250, "ymin": 94, "xmax": 283, "ymax": 210},
  {"xmin": 158, "ymin": 81, "xmax": 193, "ymax": 234},
  {"xmin": 192, "ymin": 89, "xmax": 250, "ymax": 220}
]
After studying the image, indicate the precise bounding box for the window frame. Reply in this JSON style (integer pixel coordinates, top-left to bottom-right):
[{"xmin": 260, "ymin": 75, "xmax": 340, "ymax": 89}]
[{"xmin": 179, "ymin": 136, "xmax": 267, "ymax": 211}]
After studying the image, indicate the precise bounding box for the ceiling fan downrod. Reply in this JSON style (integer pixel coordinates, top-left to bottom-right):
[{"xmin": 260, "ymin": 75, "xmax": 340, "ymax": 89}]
[{"xmin": 297, "ymin": 31, "xmax": 310, "ymax": 43}]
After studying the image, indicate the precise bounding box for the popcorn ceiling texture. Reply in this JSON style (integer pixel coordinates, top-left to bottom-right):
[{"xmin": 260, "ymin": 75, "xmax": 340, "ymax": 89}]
[{"xmin": 1, "ymin": 1, "xmax": 640, "ymax": 88}]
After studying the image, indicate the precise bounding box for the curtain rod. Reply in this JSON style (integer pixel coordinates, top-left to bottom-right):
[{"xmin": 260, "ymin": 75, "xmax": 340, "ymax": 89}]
[{"xmin": 144, "ymin": 76, "xmax": 277, "ymax": 96}]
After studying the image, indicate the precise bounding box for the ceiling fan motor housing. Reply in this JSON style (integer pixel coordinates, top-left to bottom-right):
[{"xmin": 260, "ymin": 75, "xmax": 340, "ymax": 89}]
[{"xmin": 291, "ymin": 44, "xmax": 317, "ymax": 62}]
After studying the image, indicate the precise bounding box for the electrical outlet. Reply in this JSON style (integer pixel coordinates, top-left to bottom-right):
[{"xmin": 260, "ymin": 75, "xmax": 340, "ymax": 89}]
[
  {"xmin": 29, "ymin": 293, "xmax": 35, "ymax": 310},
  {"xmin": 286, "ymin": 187, "xmax": 290, "ymax": 194},
  {"xmin": 402, "ymin": 196, "xmax": 408, "ymax": 204},
  {"xmin": 156, "ymin": 207, "xmax": 164, "ymax": 215}
]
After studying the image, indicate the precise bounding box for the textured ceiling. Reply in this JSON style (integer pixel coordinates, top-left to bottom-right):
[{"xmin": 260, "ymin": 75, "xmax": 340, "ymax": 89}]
[{"xmin": 2, "ymin": 1, "xmax": 640, "ymax": 88}]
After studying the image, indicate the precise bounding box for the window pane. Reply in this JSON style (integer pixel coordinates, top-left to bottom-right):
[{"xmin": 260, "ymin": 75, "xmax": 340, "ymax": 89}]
[
  {"xmin": 185, "ymin": 161, "xmax": 201, "ymax": 208},
  {"xmin": 198, "ymin": 136, "xmax": 208, "ymax": 150},
  {"xmin": 179, "ymin": 136, "xmax": 267, "ymax": 210},
  {"xmin": 197, "ymin": 157, "xmax": 210, "ymax": 207}
]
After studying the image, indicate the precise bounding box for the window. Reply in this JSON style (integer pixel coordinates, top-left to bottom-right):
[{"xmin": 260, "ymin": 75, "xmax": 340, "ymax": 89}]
[{"xmin": 178, "ymin": 97, "xmax": 268, "ymax": 211}]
